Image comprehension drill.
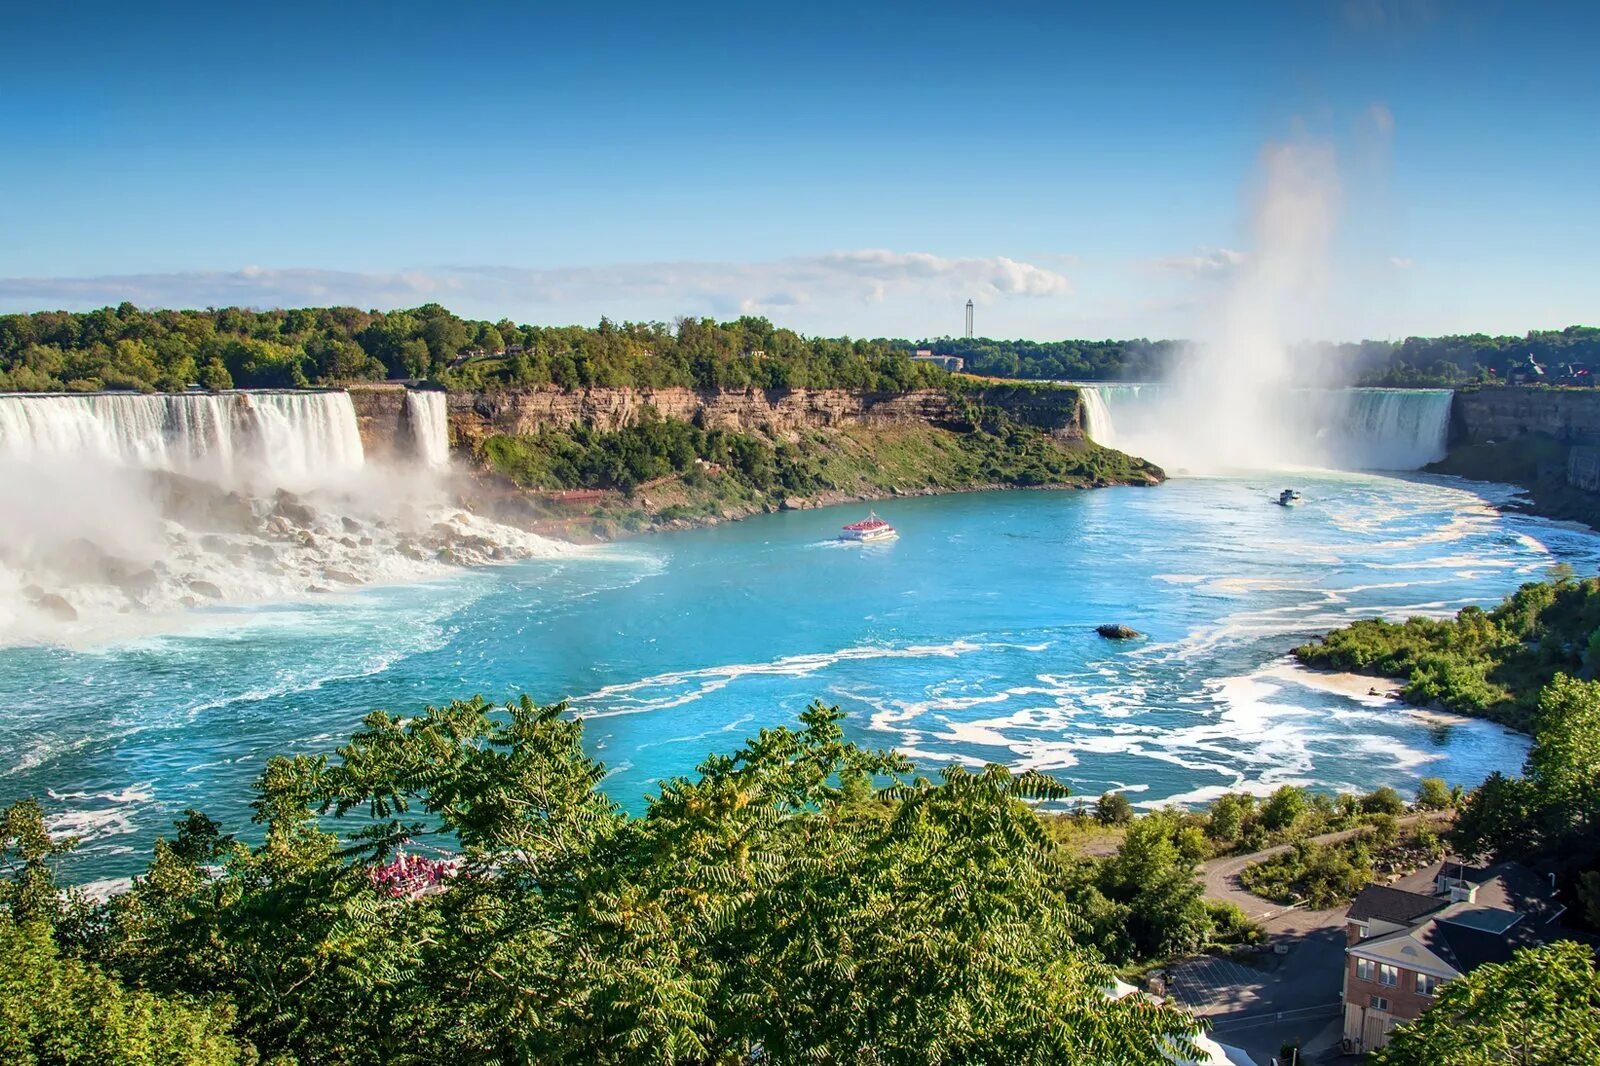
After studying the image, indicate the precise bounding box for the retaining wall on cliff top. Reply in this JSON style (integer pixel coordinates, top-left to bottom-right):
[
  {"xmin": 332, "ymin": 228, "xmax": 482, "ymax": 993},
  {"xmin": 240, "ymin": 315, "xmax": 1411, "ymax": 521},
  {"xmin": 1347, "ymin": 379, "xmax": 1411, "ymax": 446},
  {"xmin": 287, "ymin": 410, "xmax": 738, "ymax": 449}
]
[
  {"xmin": 351, "ymin": 385, "xmax": 1084, "ymax": 456},
  {"xmin": 1451, "ymin": 387, "xmax": 1600, "ymax": 445}
]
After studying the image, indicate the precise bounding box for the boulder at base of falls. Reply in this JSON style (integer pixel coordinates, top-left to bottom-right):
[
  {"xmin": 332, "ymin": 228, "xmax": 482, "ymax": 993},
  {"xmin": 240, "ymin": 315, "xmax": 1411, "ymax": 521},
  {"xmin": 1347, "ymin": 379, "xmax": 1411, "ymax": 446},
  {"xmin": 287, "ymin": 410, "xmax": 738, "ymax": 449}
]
[
  {"xmin": 187, "ymin": 580, "xmax": 224, "ymax": 599},
  {"xmin": 30, "ymin": 592, "xmax": 78, "ymax": 622},
  {"xmin": 1096, "ymin": 623, "xmax": 1143, "ymax": 640}
]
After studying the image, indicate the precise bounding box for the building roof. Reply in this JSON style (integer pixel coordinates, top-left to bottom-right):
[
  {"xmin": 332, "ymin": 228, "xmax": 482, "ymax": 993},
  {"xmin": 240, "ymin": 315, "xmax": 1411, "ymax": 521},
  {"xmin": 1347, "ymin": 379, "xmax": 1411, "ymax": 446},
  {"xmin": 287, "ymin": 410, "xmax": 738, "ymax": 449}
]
[
  {"xmin": 1348, "ymin": 884, "xmax": 1448, "ymax": 925},
  {"xmin": 1420, "ymin": 912, "xmax": 1547, "ymax": 974},
  {"xmin": 1348, "ymin": 861, "xmax": 1573, "ymax": 980}
]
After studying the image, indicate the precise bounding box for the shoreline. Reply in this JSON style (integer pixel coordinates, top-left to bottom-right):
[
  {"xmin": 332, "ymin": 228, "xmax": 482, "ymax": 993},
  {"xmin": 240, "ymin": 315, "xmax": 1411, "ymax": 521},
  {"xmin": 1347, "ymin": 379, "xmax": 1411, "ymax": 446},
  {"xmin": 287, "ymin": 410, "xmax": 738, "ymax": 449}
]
[
  {"xmin": 514, "ymin": 476, "xmax": 1147, "ymax": 544},
  {"xmin": 1275, "ymin": 660, "xmax": 1511, "ymax": 731}
]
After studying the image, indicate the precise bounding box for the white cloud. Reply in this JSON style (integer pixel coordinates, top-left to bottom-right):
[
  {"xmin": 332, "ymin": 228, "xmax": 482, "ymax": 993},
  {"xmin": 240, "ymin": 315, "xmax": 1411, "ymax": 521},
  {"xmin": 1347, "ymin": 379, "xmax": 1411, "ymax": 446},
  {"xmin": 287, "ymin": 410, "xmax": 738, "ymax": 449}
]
[
  {"xmin": 1150, "ymin": 247, "xmax": 1246, "ymax": 277},
  {"xmin": 0, "ymin": 251, "xmax": 1071, "ymax": 326},
  {"xmin": 1388, "ymin": 256, "xmax": 1414, "ymax": 269}
]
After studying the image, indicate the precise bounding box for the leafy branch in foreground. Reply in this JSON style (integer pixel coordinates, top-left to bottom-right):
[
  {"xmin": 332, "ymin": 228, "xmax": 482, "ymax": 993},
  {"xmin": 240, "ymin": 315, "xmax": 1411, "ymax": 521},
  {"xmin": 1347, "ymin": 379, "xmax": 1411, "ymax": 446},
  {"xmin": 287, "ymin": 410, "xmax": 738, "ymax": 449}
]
[
  {"xmin": 1372, "ymin": 940, "xmax": 1600, "ymax": 1065},
  {"xmin": 5, "ymin": 698, "xmax": 1204, "ymax": 1065}
]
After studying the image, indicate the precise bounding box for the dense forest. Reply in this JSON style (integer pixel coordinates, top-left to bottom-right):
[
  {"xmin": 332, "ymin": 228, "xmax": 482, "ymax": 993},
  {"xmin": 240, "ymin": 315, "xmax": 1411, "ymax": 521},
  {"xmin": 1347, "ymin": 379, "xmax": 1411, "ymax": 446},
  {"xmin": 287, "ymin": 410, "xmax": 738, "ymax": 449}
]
[
  {"xmin": 914, "ymin": 327, "xmax": 1600, "ymax": 385},
  {"xmin": 0, "ymin": 305, "xmax": 949, "ymax": 394},
  {"xmin": 2, "ymin": 303, "xmax": 1596, "ymax": 393}
]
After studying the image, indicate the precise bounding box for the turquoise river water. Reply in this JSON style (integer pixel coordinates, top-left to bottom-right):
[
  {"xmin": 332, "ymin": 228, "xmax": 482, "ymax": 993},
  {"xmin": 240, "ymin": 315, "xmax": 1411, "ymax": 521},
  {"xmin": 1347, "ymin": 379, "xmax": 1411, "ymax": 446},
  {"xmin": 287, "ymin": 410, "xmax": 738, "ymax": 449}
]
[{"xmin": 4, "ymin": 472, "xmax": 1599, "ymax": 888}]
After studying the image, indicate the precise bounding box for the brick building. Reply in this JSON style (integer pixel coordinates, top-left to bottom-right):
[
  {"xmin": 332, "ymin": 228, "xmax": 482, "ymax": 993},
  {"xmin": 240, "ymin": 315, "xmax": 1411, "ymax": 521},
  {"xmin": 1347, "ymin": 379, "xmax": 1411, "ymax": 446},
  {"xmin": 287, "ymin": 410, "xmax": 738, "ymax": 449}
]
[{"xmin": 1340, "ymin": 861, "xmax": 1568, "ymax": 1053}]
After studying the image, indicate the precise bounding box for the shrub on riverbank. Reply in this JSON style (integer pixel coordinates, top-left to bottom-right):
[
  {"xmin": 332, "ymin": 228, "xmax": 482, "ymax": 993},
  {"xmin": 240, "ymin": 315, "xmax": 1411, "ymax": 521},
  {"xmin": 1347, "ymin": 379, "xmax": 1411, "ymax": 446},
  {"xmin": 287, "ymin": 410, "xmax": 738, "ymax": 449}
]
[
  {"xmin": 1238, "ymin": 822, "xmax": 1446, "ymax": 909},
  {"xmin": 1293, "ymin": 575, "xmax": 1600, "ymax": 731}
]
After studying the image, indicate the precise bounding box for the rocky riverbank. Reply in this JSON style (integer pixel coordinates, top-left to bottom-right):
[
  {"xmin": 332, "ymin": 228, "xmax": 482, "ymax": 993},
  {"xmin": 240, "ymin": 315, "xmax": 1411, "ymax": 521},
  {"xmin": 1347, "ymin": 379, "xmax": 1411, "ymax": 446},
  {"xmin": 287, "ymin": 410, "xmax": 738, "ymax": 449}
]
[{"xmin": 379, "ymin": 383, "xmax": 1166, "ymax": 542}]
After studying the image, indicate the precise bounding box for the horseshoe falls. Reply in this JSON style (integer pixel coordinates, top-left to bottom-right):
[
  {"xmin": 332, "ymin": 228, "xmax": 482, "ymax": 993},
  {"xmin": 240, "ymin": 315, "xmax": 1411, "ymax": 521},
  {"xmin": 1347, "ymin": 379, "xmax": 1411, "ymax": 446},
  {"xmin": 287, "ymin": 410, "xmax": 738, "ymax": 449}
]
[{"xmin": 1078, "ymin": 385, "xmax": 1453, "ymax": 473}]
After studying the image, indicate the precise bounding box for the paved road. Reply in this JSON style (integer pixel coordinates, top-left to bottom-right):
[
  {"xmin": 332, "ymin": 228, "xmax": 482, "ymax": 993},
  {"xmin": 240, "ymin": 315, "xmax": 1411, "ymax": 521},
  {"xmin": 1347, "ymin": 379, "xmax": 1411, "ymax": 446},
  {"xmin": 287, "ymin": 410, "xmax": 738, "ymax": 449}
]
[{"xmin": 1199, "ymin": 812, "xmax": 1449, "ymax": 935}]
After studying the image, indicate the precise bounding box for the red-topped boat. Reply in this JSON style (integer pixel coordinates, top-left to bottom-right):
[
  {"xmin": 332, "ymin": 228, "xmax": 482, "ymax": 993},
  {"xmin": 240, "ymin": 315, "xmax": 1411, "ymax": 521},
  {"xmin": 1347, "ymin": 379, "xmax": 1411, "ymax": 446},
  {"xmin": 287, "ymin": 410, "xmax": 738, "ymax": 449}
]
[{"xmin": 839, "ymin": 512, "xmax": 898, "ymax": 543}]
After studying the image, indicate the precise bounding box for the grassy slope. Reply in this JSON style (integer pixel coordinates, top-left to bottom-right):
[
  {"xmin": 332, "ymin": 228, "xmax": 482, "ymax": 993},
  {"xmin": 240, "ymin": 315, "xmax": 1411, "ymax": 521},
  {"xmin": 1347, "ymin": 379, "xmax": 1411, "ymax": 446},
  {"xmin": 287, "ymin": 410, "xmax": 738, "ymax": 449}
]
[{"xmin": 477, "ymin": 418, "xmax": 1162, "ymax": 540}]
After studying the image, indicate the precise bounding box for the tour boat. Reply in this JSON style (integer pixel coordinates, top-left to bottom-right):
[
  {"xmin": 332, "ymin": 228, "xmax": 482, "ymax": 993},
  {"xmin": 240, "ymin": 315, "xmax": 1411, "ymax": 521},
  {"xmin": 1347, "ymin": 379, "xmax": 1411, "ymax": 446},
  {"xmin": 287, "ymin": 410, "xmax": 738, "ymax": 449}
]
[
  {"xmin": 1275, "ymin": 489, "xmax": 1303, "ymax": 507},
  {"xmin": 839, "ymin": 512, "xmax": 898, "ymax": 543}
]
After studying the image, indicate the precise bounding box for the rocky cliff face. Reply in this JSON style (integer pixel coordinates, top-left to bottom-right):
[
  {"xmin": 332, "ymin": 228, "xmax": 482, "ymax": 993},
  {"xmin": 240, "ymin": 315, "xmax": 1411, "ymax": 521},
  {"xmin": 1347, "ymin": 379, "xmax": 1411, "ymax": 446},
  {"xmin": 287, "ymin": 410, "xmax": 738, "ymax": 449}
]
[
  {"xmin": 435, "ymin": 385, "xmax": 1084, "ymax": 451},
  {"xmin": 346, "ymin": 385, "xmax": 410, "ymax": 458},
  {"xmin": 1451, "ymin": 387, "xmax": 1600, "ymax": 445}
]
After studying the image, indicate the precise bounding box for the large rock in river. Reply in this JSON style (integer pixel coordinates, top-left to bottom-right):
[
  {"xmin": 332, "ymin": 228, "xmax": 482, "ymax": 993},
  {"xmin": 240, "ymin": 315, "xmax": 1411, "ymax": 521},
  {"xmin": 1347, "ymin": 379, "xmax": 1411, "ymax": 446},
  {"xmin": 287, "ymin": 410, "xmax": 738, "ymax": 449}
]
[{"xmin": 1096, "ymin": 623, "xmax": 1143, "ymax": 640}]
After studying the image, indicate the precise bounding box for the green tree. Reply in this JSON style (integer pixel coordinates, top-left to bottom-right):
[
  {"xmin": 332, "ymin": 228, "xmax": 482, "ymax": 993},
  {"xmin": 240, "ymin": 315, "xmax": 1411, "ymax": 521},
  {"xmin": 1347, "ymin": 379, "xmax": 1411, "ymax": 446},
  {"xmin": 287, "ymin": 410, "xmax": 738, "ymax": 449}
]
[
  {"xmin": 1261, "ymin": 785, "xmax": 1309, "ymax": 832},
  {"xmin": 1359, "ymin": 785, "xmax": 1406, "ymax": 816},
  {"xmin": 1524, "ymin": 673, "xmax": 1600, "ymax": 842},
  {"xmin": 1095, "ymin": 791, "xmax": 1135, "ymax": 825},
  {"xmin": 199, "ymin": 358, "xmax": 234, "ymax": 391},
  {"xmin": 1415, "ymin": 777, "xmax": 1455, "ymax": 810},
  {"xmin": 0, "ymin": 916, "xmax": 248, "ymax": 1066},
  {"xmin": 1373, "ymin": 941, "xmax": 1600, "ymax": 1065}
]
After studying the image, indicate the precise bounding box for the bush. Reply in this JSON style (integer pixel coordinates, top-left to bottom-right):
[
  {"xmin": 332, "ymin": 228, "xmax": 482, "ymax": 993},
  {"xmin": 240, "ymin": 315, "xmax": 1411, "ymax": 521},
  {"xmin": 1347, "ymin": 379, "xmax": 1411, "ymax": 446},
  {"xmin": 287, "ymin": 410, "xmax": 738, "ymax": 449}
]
[
  {"xmin": 0, "ymin": 916, "xmax": 246, "ymax": 1065},
  {"xmin": 1415, "ymin": 777, "xmax": 1455, "ymax": 810},
  {"xmin": 1261, "ymin": 785, "xmax": 1309, "ymax": 832},
  {"xmin": 1096, "ymin": 791, "xmax": 1135, "ymax": 826},
  {"xmin": 1360, "ymin": 786, "xmax": 1407, "ymax": 816}
]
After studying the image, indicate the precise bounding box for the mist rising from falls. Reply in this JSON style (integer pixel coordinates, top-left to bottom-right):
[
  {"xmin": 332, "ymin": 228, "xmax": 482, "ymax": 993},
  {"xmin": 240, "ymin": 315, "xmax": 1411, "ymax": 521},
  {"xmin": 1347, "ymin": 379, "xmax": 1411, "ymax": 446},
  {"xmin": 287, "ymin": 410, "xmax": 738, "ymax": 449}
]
[
  {"xmin": 1132, "ymin": 137, "xmax": 1363, "ymax": 472},
  {"xmin": 1079, "ymin": 384, "xmax": 1451, "ymax": 471},
  {"xmin": 0, "ymin": 389, "xmax": 566, "ymax": 645}
]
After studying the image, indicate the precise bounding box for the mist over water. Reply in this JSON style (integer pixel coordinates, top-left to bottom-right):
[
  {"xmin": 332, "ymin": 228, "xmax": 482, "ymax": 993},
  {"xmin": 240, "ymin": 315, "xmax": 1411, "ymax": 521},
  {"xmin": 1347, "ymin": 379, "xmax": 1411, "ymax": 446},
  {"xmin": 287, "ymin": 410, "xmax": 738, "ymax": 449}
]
[
  {"xmin": 1092, "ymin": 139, "xmax": 1397, "ymax": 473},
  {"xmin": 0, "ymin": 390, "xmax": 569, "ymax": 645}
]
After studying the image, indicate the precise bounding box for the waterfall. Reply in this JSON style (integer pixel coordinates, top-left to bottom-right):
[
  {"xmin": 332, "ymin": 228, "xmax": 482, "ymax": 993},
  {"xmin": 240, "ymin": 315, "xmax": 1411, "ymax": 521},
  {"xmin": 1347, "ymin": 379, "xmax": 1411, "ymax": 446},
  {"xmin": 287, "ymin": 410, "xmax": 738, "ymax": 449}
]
[
  {"xmin": 0, "ymin": 390, "xmax": 364, "ymax": 490},
  {"xmin": 403, "ymin": 390, "xmax": 451, "ymax": 469},
  {"xmin": 0, "ymin": 393, "xmax": 239, "ymax": 478},
  {"xmin": 1075, "ymin": 384, "xmax": 1453, "ymax": 472},
  {"xmin": 241, "ymin": 392, "xmax": 365, "ymax": 488}
]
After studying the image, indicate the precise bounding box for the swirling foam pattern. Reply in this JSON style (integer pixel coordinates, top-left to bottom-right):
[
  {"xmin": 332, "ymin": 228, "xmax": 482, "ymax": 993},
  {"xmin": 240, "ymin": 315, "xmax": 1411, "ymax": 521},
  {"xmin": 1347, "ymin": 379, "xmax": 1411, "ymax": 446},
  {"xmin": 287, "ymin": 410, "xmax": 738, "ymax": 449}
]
[{"xmin": 4, "ymin": 472, "xmax": 1599, "ymax": 883}]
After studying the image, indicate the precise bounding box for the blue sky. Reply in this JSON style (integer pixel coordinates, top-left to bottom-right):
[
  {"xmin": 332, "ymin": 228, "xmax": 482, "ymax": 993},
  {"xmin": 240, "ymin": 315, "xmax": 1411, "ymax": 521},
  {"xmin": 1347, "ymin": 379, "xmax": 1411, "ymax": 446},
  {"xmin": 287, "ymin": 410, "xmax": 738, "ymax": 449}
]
[{"xmin": 1, "ymin": 1, "xmax": 1595, "ymax": 340}]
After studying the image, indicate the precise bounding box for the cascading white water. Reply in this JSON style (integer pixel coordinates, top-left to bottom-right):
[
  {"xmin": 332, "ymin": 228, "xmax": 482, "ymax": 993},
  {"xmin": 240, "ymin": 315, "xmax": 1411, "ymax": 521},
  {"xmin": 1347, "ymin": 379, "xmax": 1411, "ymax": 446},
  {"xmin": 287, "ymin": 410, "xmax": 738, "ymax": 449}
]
[
  {"xmin": 243, "ymin": 392, "xmax": 365, "ymax": 488},
  {"xmin": 0, "ymin": 391, "xmax": 364, "ymax": 491},
  {"xmin": 403, "ymin": 390, "xmax": 451, "ymax": 469},
  {"xmin": 0, "ymin": 389, "xmax": 565, "ymax": 644},
  {"xmin": 1076, "ymin": 384, "xmax": 1452, "ymax": 472},
  {"xmin": 0, "ymin": 393, "xmax": 240, "ymax": 480}
]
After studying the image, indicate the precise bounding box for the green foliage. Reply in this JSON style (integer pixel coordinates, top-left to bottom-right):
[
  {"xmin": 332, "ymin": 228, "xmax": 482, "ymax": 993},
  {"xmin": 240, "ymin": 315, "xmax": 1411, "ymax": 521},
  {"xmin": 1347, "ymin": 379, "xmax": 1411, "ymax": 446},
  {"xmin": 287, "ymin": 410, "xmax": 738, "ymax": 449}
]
[
  {"xmin": 0, "ymin": 306, "xmax": 954, "ymax": 394},
  {"xmin": 481, "ymin": 407, "xmax": 1160, "ymax": 505},
  {"xmin": 1260, "ymin": 785, "xmax": 1309, "ymax": 832},
  {"xmin": 15, "ymin": 698, "xmax": 1201, "ymax": 1064},
  {"xmin": 1359, "ymin": 786, "xmax": 1406, "ymax": 816},
  {"xmin": 908, "ymin": 326, "xmax": 1600, "ymax": 388},
  {"xmin": 1294, "ymin": 577, "xmax": 1600, "ymax": 731},
  {"xmin": 1414, "ymin": 777, "xmax": 1456, "ymax": 810},
  {"xmin": 1373, "ymin": 941, "xmax": 1600, "ymax": 1065},
  {"xmin": 1094, "ymin": 791, "xmax": 1135, "ymax": 826},
  {"xmin": 0, "ymin": 915, "xmax": 248, "ymax": 1065},
  {"xmin": 1239, "ymin": 838, "xmax": 1374, "ymax": 910},
  {"xmin": 1238, "ymin": 821, "xmax": 1443, "ymax": 910},
  {"xmin": 1094, "ymin": 813, "xmax": 1213, "ymax": 960},
  {"xmin": 1452, "ymin": 674, "xmax": 1600, "ymax": 880}
]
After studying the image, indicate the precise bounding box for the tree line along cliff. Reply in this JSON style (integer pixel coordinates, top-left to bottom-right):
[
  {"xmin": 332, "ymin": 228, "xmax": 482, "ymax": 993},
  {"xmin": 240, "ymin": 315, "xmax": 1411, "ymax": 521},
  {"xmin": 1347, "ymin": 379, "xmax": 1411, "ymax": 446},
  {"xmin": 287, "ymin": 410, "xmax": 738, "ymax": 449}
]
[{"xmin": 3, "ymin": 302, "xmax": 1594, "ymax": 393}]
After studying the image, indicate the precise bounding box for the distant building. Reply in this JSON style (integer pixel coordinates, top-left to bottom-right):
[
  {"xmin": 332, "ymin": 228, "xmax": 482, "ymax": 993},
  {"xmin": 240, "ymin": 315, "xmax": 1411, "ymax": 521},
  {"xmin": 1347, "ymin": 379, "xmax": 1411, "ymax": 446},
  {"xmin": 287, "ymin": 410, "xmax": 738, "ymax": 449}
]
[
  {"xmin": 1340, "ymin": 860, "xmax": 1569, "ymax": 1054},
  {"xmin": 911, "ymin": 351, "xmax": 965, "ymax": 373},
  {"xmin": 1508, "ymin": 354, "xmax": 1547, "ymax": 384},
  {"xmin": 965, "ymin": 299, "xmax": 974, "ymax": 339}
]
